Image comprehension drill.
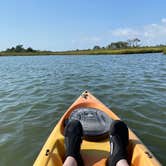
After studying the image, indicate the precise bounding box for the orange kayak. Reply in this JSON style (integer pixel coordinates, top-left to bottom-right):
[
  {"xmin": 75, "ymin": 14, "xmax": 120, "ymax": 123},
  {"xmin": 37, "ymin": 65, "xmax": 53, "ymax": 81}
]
[{"xmin": 34, "ymin": 91, "xmax": 161, "ymax": 166}]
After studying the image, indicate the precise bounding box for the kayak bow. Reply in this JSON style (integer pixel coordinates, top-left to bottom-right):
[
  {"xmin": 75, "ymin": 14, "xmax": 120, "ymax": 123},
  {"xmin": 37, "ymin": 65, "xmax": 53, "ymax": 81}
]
[{"xmin": 34, "ymin": 91, "xmax": 161, "ymax": 166}]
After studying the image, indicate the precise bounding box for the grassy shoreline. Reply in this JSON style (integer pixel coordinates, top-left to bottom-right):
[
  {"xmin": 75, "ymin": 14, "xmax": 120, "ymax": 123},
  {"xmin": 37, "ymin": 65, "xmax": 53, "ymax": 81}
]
[
  {"xmin": 163, "ymin": 49, "xmax": 166, "ymax": 54},
  {"xmin": 0, "ymin": 47, "xmax": 166, "ymax": 56}
]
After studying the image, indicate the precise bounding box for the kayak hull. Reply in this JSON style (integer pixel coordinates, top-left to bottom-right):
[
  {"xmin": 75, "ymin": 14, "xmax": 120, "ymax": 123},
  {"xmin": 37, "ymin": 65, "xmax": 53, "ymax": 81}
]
[{"xmin": 34, "ymin": 91, "xmax": 161, "ymax": 166}]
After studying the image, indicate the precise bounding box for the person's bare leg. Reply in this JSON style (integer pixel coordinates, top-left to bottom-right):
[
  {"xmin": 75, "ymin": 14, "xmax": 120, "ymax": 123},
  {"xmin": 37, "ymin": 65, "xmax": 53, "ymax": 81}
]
[
  {"xmin": 116, "ymin": 159, "xmax": 129, "ymax": 166},
  {"xmin": 63, "ymin": 156, "xmax": 77, "ymax": 166}
]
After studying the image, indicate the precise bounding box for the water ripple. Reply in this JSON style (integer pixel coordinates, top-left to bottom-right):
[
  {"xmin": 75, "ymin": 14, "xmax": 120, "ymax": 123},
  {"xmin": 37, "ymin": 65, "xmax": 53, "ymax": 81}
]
[{"xmin": 0, "ymin": 53, "xmax": 166, "ymax": 165}]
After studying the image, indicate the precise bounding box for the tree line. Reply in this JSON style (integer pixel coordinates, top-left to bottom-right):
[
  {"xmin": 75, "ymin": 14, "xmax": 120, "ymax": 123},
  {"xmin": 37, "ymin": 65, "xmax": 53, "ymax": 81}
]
[
  {"xmin": 93, "ymin": 38, "xmax": 141, "ymax": 50},
  {"xmin": 3, "ymin": 40, "xmax": 166, "ymax": 53},
  {"xmin": 5, "ymin": 45, "xmax": 37, "ymax": 52}
]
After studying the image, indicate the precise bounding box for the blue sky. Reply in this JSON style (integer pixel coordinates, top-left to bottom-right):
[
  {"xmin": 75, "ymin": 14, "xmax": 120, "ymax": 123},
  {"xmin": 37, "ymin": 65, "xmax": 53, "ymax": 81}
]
[{"xmin": 0, "ymin": 0, "xmax": 166, "ymax": 51}]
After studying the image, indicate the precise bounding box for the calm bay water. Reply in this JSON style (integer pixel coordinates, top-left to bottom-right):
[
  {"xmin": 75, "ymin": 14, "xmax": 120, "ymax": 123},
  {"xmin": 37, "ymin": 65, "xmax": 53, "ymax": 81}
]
[{"xmin": 0, "ymin": 53, "xmax": 166, "ymax": 165}]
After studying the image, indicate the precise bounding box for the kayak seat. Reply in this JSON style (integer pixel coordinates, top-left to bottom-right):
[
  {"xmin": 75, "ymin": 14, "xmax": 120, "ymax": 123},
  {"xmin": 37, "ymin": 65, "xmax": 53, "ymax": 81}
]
[{"xmin": 65, "ymin": 107, "xmax": 113, "ymax": 141}]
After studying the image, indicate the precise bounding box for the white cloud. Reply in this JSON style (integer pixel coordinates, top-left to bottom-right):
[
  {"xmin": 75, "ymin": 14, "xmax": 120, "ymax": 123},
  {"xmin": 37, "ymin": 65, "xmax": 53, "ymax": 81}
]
[
  {"xmin": 111, "ymin": 18, "xmax": 166, "ymax": 45},
  {"xmin": 71, "ymin": 18, "xmax": 166, "ymax": 48},
  {"xmin": 143, "ymin": 23, "xmax": 166, "ymax": 38},
  {"xmin": 161, "ymin": 18, "xmax": 166, "ymax": 23}
]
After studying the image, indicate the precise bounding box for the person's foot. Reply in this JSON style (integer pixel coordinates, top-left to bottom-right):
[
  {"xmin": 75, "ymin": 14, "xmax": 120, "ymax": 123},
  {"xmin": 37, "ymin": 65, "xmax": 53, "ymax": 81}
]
[
  {"xmin": 107, "ymin": 120, "xmax": 129, "ymax": 166},
  {"xmin": 64, "ymin": 120, "xmax": 84, "ymax": 166}
]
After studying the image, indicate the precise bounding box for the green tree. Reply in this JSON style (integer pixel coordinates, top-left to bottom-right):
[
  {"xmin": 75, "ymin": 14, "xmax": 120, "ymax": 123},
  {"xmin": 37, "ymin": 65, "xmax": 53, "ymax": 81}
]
[
  {"xmin": 133, "ymin": 38, "xmax": 141, "ymax": 47},
  {"xmin": 93, "ymin": 45, "xmax": 101, "ymax": 50},
  {"xmin": 11, "ymin": 47, "xmax": 15, "ymax": 51},
  {"xmin": 4, "ymin": 45, "xmax": 36, "ymax": 52},
  {"xmin": 127, "ymin": 38, "xmax": 141, "ymax": 47},
  {"xmin": 116, "ymin": 41, "xmax": 128, "ymax": 48},
  {"xmin": 5, "ymin": 47, "xmax": 15, "ymax": 52},
  {"xmin": 26, "ymin": 47, "xmax": 34, "ymax": 52},
  {"xmin": 107, "ymin": 41, "xmax": 129, "ymax": 49},
  {"xmin": 127, "ymin": 39, "xmax": 132, "ymax": 47},
  {"xmin": 15, "ymin": 44, "xmax": 24, "ymax": 52}
]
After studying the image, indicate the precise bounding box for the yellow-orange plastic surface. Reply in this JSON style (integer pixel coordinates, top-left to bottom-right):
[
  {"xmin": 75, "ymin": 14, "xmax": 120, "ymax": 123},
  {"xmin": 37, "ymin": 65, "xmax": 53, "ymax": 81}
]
[{"xmin": 34, "ymin": 91, "xmax": 161, "ymax": 166}]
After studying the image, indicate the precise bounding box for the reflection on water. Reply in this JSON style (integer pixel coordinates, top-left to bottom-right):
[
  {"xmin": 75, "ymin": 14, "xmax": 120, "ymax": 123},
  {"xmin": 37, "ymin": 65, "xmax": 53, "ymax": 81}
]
[{"xmin": 0, "ymin": 53, "xmax": 166, "ymax": 165}]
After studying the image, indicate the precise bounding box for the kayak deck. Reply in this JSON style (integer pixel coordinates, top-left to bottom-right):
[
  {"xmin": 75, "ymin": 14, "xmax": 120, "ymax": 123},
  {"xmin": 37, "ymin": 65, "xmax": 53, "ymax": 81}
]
[{"xmin": 34, "ymin": 91, "xmax": 161, "ymax": 166}]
